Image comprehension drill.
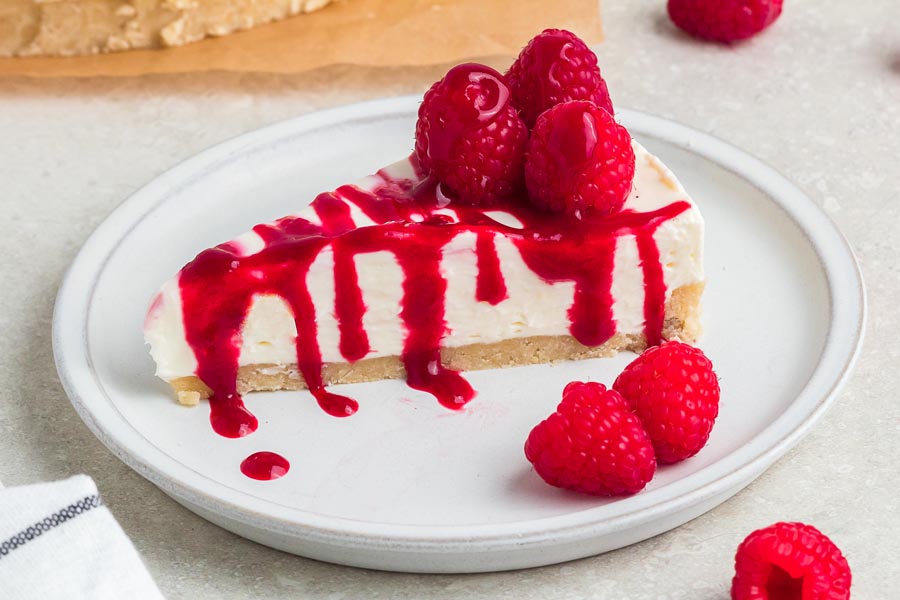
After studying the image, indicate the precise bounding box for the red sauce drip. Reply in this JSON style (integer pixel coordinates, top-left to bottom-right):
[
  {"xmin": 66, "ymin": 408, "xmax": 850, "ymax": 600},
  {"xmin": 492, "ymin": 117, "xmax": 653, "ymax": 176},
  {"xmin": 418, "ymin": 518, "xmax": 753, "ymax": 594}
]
[
  {"xmin": 240, "ymin": 451, "xmax": 290, "ymax": 481},
  {"xmin": 256, "ymin": 217, "xmax": 359, "ymax": 419},
  {"xmin": 179, "ymin": 242, "xmax": 260, "ymax": 438},
  {"xmin": 312, "ymin": 192, "xmax": 355, "ymax": 236},
  {"xmin": 209, "ymin": 401, "xmax": 258, "ymax": 439},
  {"xmin": 393, "ymin": 228, "xmax": 475, "ymax": 409},
  {"xmin": 315, "ymin": 193, "xmax": 370, "ymax": 362},
  {"xmin": 177, "ymin": 161, "xmax": 690, "ymax": 436},
  {"xmin": 475, "ymin": 230, "xmax": 508, "ymax": 304},
  {"xmin": 636, "ymin": 230, "xmax": 666, "ymax": 347},
  {"xmin": 515, "ymin": 227, "xmax": 617, "ymax": 346},
  {"xmin": 330, "ymin": 188, "xmax": 476, "ymax": 410}
]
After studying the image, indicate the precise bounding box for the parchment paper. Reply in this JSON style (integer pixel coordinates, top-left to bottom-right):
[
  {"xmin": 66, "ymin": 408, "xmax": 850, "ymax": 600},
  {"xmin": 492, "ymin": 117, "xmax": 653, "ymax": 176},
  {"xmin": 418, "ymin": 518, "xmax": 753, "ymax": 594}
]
[{"xmin": 0, "ymin": 0, "xmax": 602, "ymax": 78}]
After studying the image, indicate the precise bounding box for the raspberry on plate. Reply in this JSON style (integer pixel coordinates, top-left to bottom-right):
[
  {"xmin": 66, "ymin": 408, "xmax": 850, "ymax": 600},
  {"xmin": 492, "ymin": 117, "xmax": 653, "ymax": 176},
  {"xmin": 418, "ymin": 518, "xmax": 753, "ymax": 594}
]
[
  {"xmin": 524, "ymin": 100, "xmax": 635, "ymax": 216},
  {"xmin": 613, "ymin": 341, "xmax": 720, "ymax": 464},
  {"xmin": 506, "ymin": 28, "xmax": 614, "ymax": 128},
  {"xmin": 732, "ymin": 522, "xmax": 852, "ymax": 600},
  {"xmin": 668, "ymin": 0, "xmax": 784, "ymax": 43},
  {"xmin": 414, "ymin": 63, "xmax": 528, "ymax": 206},
  {"xmin": 524, "ymin": 381, "xmax": 656, "ymax": 496}
]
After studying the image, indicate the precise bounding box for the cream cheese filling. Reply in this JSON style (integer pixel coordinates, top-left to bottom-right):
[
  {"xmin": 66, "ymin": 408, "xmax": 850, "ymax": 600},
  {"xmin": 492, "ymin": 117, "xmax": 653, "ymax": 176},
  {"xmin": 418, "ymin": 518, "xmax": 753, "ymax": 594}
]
[{"xmin": 144, "ymin": 141, "xmax": 705, "ymax": 381}]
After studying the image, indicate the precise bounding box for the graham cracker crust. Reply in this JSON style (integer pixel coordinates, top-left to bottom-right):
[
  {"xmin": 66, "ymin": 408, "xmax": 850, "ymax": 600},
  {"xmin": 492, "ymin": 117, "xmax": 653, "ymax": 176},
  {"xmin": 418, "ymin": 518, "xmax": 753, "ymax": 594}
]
[{"xmin": 170, "ymin": 281, "xmax": 705, "ymax": 406}]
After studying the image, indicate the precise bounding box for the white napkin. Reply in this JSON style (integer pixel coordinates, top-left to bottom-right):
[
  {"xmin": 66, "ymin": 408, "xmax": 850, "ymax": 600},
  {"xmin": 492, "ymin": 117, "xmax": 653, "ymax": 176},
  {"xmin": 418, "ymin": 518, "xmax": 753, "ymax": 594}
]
[{"xmin": 0, "ymin": 475, "xmax": 164, "ymax": 600}]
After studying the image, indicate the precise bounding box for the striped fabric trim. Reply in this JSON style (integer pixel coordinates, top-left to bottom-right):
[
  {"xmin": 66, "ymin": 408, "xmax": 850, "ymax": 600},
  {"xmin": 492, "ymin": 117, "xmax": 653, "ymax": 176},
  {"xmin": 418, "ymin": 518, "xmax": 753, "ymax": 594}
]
[{"xmin": 0, "ymin": 494, "xmax": 103, "ymax": 559}]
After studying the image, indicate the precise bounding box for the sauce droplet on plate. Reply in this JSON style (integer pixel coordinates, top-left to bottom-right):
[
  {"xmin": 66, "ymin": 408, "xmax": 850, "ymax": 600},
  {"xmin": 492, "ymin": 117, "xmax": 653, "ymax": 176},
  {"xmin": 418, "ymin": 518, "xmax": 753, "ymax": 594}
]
[{"xmin": 240, "ymin": 451, "xmax": 290, "ymax": 481}]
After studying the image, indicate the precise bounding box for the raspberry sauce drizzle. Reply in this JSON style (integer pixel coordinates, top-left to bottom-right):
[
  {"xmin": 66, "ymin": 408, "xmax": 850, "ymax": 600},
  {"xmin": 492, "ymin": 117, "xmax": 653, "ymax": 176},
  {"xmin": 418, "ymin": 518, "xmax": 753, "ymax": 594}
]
[
  {"xmin": 516, "ymin": 229, "xmax": 617, "ymax": 346},
  {"xmin": 475, "ymin": 231, "xmax": 508, "ymax": 304},
  {"xmin": 314, "ymin": 193, "xmax": 370, "ymax": 362},
  {"xmin": 179, "ymin": 241, "xmax": 259, "ymax": 439},
  {"xmin": 177, "ymin": 161, "xmax": 689, "ymax": 436},
  {"xmin": 635, "ymin": 230, "xmax": 666, "ymax": 348},
  {"xmin": 330, "ymin": 183, "xmax": 475, "ymax": 409},
  {"xmin": 254, "ymin": 216, "xmax": 359, "ymax": 419}
]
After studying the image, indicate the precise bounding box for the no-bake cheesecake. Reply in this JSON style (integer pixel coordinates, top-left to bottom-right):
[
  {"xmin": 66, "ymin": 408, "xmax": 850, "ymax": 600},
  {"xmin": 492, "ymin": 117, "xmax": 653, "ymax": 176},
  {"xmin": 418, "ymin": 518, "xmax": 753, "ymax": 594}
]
[
  {"xmin": 145, "ymin": 144, "xmax": 703, "ymax": 434},
  {"xmin": 143, "ymin": 30, "xmax": 705, "ymax": 438}
]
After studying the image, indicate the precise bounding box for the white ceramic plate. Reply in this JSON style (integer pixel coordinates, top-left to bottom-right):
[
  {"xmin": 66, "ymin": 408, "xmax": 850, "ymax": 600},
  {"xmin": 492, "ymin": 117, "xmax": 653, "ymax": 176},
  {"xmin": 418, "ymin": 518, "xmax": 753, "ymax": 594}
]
[{"xmin": 53, "ymin": 98, "xmax": 865, "ymax": 573}]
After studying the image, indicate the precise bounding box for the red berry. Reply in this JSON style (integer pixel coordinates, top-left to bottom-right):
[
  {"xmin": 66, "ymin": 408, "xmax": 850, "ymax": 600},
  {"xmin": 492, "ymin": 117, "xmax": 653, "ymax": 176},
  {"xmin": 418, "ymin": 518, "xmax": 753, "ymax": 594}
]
[
  {"xmin": 613, "ymin": 341, "xmax": 720, "ymax": 464},
  {"xmin": 506, "ymin": 29, "xmax": 614, "ymax": 128},
  {"xmin": 414, "ymin": 63, "xmax": 528, "ymax": 206},
  {"xmin": 732, "ymin": 522, "xmax": 852, "ymax": 600},
  {"xmin": 524, "ymin": 382, "xmax": 656, "ymax": 496},
  {"xmin": 524, "ymin": 100, "xmax": 634, "ymax": 216},
  {"xmin": 668, "ymin": 0, "xmax": 783, "ymax": 43}
]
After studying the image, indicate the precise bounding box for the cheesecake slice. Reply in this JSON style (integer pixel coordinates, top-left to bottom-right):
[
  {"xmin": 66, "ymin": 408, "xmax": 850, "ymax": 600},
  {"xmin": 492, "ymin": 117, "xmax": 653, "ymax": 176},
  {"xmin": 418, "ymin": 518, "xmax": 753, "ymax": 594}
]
[
  {"xmin": 144, "ymin": 141, "xmax": 704, "ymax": 437},
  {"xmin": 0, "ymin": 0, "xmax": 333, "ymax": 57}
]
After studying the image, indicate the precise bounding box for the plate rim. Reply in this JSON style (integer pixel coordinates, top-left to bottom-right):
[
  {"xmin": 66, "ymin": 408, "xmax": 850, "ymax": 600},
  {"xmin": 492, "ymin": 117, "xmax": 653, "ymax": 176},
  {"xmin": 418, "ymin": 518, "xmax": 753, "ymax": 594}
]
[{"xmin": 52, "ymin": 96, "xmax": 866, "ymax": 552}]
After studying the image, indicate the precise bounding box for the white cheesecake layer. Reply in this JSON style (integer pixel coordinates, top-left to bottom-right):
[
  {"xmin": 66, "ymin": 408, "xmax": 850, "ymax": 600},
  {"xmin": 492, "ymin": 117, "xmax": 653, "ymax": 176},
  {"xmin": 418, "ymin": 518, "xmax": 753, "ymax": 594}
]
[{"xmin": 144, "ymin": 142, "xmax": 704, "ymax": 381}]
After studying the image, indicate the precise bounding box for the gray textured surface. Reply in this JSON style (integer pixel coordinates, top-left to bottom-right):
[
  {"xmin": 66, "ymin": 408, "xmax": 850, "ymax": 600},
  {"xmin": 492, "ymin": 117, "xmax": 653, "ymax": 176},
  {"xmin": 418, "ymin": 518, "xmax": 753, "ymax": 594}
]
[{"xmin": 1, "ymin": 1, "xmax": 898, "ymax": 597}]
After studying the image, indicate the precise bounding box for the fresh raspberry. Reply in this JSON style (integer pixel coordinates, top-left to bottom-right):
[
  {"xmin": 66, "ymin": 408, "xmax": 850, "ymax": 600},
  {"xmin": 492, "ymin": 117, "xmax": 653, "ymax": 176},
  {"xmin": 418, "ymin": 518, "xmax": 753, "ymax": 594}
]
[
  {"xmin": 524, "ymin": 100, "xmax": 634, "ymax": 216},
  {"xmin": 506, "ymin": 29, "xmax": 614, "ymax": 128},
  {"xmin": 613, "ymin": 341, "xmax": 720, "ymax": 464},
  {"xmin": 524, "ymin": 382, "xmax": 656, "ymax": 496},
  {"xmin": 668, "ymin": 0, "xmax": 784, "ymax": 43},
  {"xmin": 414, "ymin": 63, "xmax": 528, "ymax": 206},
  {"xmin": 732, "ymin": 522, "xmax": 852, "ymax": 600}
]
